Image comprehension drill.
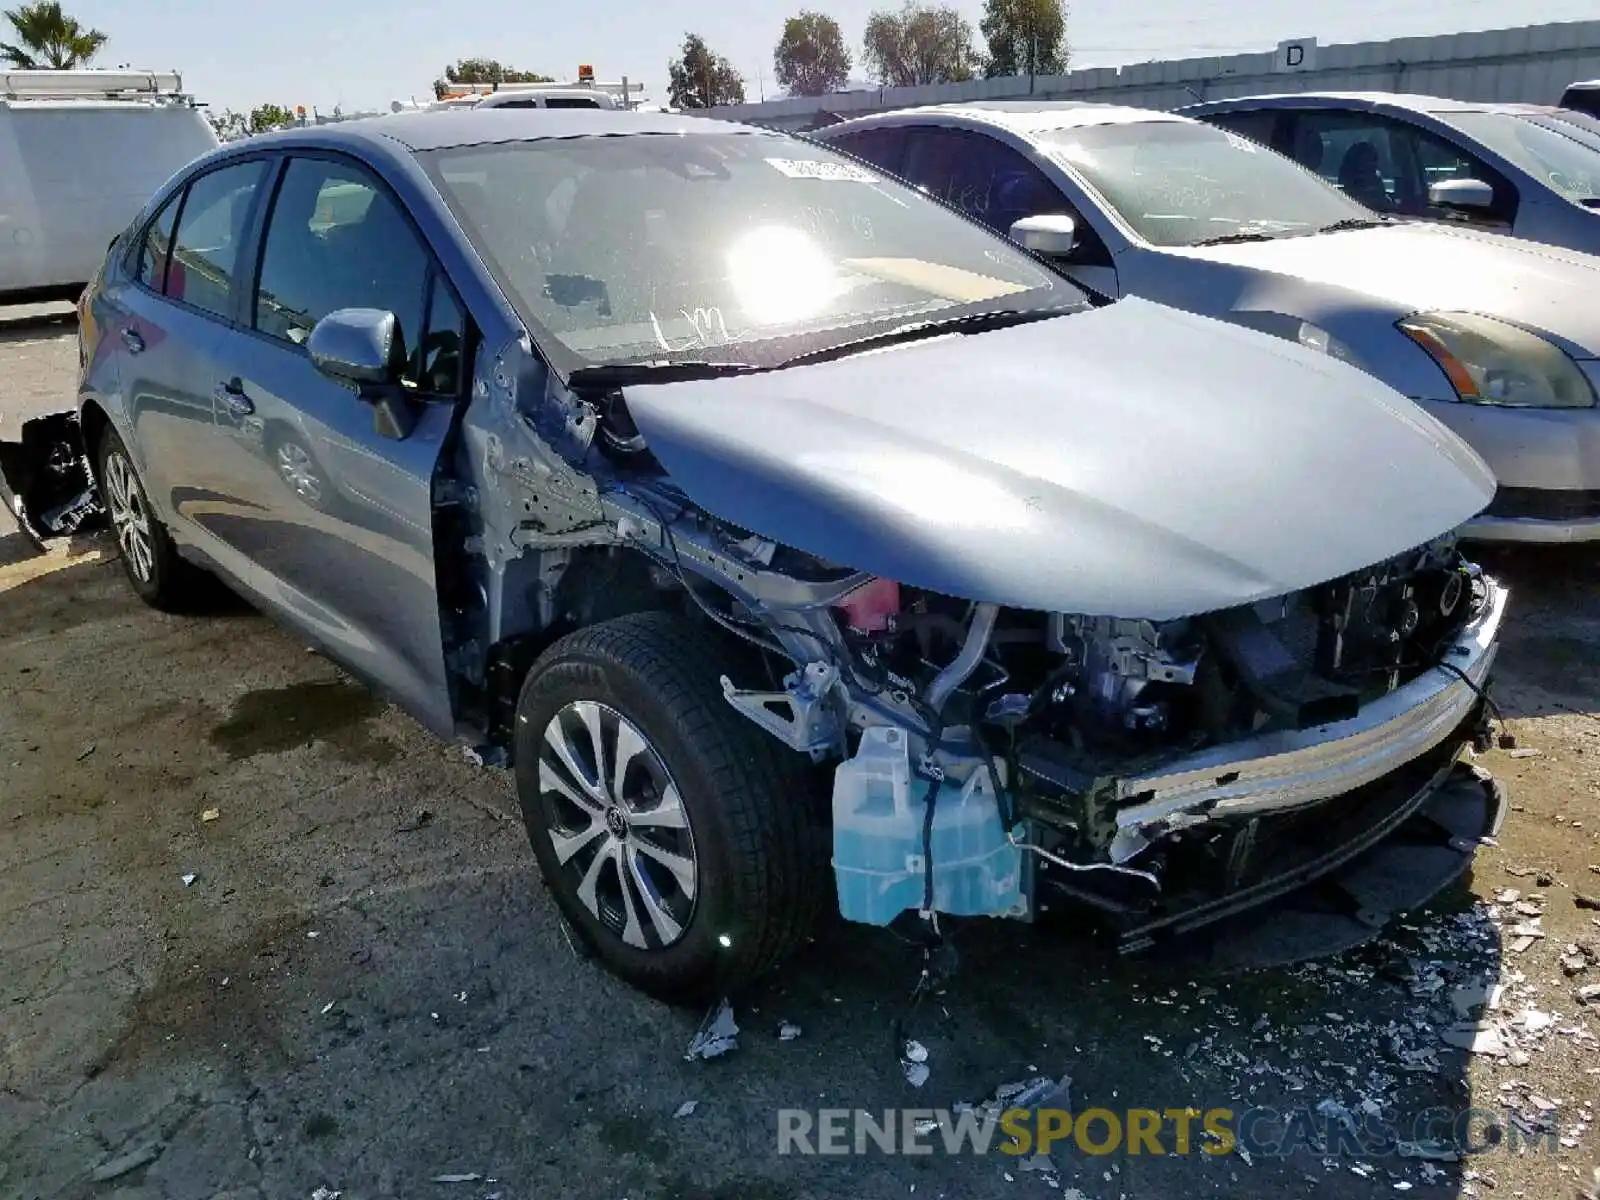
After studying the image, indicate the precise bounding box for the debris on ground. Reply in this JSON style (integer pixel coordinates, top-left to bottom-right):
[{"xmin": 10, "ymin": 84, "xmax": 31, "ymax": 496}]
[
  {"xmin": 429, "ymin": 1173, "xmax": 483, "ymax": 1184},
  {"xmin": 200, "ymin": 807, "xmax": 219, "ymax": 822},
  {"xmin": 74, "ymin": 743, "xmax": 95, "ymax": 761},
  {"xmin": 396, "ymin": 808, "xmax": 434, "ymax": 832},
  {"xmin": 180, "ymin": 872, "xmax": 197, "ymax": 888},
  {"xmin": 1508, "ymin": 748, "xmax": 1543, "ymax": 759},
  {"xmin": 900, "ymin": 1038, "xmax": 930, "ymax": 1088},
  {"xmin": 684, "ymin": 997, "xmax": 739, "ymax": 1062},
  {"xmin": 673, "ymin": 1100, "xmax": 698, "ymax": 1118},
  {"xmin": 88, "ymin": 1142, "xmax": 161, "ymax": 1182},
  {"xmin": 1576, "ymin": 894, "xmax": 1600, "ymax": 912},
  {"xmin": 777, "ymin": 1021, "xmax": 802, "ymax": 1041},
  {"xmin": 310, "ymin": 1189, "xmax": 341, "ymax": 1200}
]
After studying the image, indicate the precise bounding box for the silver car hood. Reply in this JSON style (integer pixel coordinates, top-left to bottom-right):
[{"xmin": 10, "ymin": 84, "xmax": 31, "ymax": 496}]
[
  {"xmin": 1180, "ymin": 223, "xmax": 1600, "ymax": 355},
  {"xmin": 622, "ymin": 297, "xmax": 1494, "ymax": 620}
]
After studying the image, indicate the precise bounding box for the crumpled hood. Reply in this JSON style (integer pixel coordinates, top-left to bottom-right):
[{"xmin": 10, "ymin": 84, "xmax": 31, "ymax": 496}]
[
  {"xmin": 623, "ymin": 297, "xmax": 1495, "ymax": 620},
  {"xmin": 1181, "ymin": 223, "xmax": 1600, "ymax": 356}
]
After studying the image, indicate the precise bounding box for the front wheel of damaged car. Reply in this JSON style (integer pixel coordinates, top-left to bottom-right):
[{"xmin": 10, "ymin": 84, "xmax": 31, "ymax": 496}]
[{"xmin": 513, "ymin": 612, "xmax": 830, "ymax": 1004}]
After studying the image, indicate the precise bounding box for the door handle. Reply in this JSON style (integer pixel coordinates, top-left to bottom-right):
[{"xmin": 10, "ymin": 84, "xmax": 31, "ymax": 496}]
[
  {"xmin": 214, "ymin": 379, "xmax": 255, "ymax": 416},
  {"xmin": 120, "ymin": 327, "xmax": 145, "ymax": 354}
]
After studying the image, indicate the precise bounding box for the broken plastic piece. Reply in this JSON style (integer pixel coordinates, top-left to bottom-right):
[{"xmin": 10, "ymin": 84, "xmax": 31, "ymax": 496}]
[
  {"xmin": 430, "ymin": 1174, "xmax": 484, "ymax": 1184},
  {"xmin": 778, "ymin": 1021, "xmax": 802, "ymax": 1041},
  {"xmin": 673, "ymin": 1100, "xmax": 698, "ymax": 1118},
  {"xmin": 684, "ymin": 998, "xmax": 739, "ymax": 1061},
  {"xmin": 181, "ymin": 872, "xmax": 197, "ymax": 887}
]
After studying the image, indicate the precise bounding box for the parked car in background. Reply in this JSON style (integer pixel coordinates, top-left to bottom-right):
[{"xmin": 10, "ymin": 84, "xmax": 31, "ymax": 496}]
[
  {"xmin": 5, "ymin": 110, "xmax": 1509, "ymax": 1002},
  {"xmin": 1178, "ymin": 92, "xmax": 1600, "ymax": 257},
  {"xmin": 0, "ymin": 69, "xmax": 218, "ymax": 305},
  {"xmin": 1561, "ymin": 79, "xmax": 1600, "ymax": 118},
  {"xmin": 815, "ymin": 101, "xmax": 1600, "ymax": 543}
]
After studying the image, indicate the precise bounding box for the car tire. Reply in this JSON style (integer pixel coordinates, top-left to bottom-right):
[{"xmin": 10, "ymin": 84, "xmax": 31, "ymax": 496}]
[
  {"xmin": 513, "ymin": 611, "xmax": 830, "ymax": 1004},
  {"xmin": 96, "ymin": 428, "xmax": 205, "ymax": 611}
]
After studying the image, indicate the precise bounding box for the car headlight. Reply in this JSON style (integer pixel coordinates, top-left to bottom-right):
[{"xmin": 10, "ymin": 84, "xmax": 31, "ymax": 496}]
[{"xmin": 1398, "ymin": 311, "xmax": 1597, "ymax": 408}]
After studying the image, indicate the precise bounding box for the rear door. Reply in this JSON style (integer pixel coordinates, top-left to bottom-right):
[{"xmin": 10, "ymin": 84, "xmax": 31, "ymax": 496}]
[
  {"xmin": 102, "ymin": 157, "xmax": 273, "ymax": 560},
  {"xmin": 204, "ymin": 152, "xmax": 471, "ymax": 733}
]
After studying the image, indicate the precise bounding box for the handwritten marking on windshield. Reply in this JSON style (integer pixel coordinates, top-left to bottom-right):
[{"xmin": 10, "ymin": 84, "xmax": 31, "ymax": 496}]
[{"xmin": 649, "ymin": 306, "xmax": 731, "ymax": 353}]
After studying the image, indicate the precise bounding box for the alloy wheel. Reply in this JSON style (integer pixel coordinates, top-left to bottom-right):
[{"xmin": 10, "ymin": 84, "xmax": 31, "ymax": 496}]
[
  {"xmin": 102, "ymin": 450, "xmax": 154, "ymax": 582},
  {"xmin": 537, "ymin": 700, "xmax": 699, "ymax": 950},
  {"xmin": 275, "ymin": 440, "xmax": 323, "ymax": 505}
]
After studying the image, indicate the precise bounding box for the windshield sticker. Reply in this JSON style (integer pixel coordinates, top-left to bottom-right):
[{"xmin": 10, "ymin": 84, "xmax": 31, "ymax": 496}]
[
  {"xmin": 766, "ymin": 157, "xmax": 877, "ymax": 182},
  {"xmin": 1222, "ymin": 130, "xmax": 1259, "ymax": 152}
]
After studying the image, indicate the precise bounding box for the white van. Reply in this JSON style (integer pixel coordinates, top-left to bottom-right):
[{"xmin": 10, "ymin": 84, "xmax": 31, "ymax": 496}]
[{"xmin": 0, "ymin": 69, "xmax": 218, "ymax": 304}]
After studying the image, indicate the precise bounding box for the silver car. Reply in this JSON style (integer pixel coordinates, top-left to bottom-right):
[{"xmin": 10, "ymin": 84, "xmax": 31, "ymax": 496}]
[
  {"xmin": 1178, "ymin": 92, "xmax": 1600, "ymax": 257},
  {"xmin": 1, "ymin": 109, "xmax": 1509, "ymax": 999},
  {"xmin": 815, "ymin": 101, "xmax": 1600, "ymax": 543}
]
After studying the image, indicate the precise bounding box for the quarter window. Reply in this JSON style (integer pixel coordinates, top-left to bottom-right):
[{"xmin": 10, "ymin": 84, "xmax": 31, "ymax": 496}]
[
  {"xmin": 136, "ymin": 194, "xmax": 180, "ymax": 291},
  {"xmin": 166, "ymin": 159, "xmax": 269, "ymax": 317}
]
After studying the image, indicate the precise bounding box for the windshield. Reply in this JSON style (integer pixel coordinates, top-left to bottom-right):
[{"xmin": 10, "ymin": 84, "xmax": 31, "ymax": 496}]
[
  {"xmin": 419, "ymin": 131, "xmax": 1083, "ymax": 373},
  {"xmin": 1442, "ymin": 110, "xmax": 1600, "ymax": 202},
  {"xmin": 1034, "ymin": 120, "xmax": 1373, "ymax": 247}
]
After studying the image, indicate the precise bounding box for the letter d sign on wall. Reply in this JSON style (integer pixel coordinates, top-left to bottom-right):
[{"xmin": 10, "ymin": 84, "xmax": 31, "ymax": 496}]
[{"xmin": 1274, "ymin": 38, "xmax": 1318, "ymax": 73}]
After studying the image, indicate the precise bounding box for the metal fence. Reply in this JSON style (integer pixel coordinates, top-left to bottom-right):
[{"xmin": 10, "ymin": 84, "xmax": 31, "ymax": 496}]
[{"xmin": 708, "ymin": 19, "xmax": 1600, "ymax": 130}]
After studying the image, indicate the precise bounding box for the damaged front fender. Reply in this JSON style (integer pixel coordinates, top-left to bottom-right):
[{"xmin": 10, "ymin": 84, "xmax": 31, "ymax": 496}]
[{"xmin": 0, "ymin": 411, "xmax": 103, "ymax": 550}]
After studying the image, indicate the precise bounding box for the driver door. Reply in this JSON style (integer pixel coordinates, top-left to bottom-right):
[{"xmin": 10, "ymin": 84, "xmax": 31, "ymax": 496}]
[{"xmin": 204, "ymin": 153, "xmax": 471, "ymax": 734}]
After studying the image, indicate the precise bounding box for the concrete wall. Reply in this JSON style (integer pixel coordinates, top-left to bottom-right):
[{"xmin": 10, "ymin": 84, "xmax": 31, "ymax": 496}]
[{"xmin": 708, "ymin": 20, "xmax": 1600, "ymax": 130}]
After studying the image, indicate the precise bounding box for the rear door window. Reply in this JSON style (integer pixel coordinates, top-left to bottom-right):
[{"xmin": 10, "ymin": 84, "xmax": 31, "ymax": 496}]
[
  {"xmin": 166, "ymin": 159, "xmax": 270, "ymax": 318},
  {"xmin": 826, "ymin": 127, "xmax": 910, "ymax": 176},
  {"xmin": 1202, "ymin": 109, "xmax": 1282, "ymax": 149},
  {"xmin": 1281, "ymin": 111, "xmax": 1405, "ymax": 211}
]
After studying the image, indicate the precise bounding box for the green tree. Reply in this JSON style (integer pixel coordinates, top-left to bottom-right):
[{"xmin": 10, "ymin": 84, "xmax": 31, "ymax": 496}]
[
  {"xmin": 1, "ymin": 0, "xmax": 107, "ymax": 69},
  {"xmin": 248, "ymin": 103, "xmax": 297, "ymax": 132},
  {"xmin": 774, "ymin": 11, "xmax": 852, "ymax": 98},
  {"xmin": 667, "ymin": 33, "xmax": 745, "ymax": 108},
  {"xmin": 206, "ymin": 103, "xmax": 300, "ymax": 142},
  {"xmin": 432, "ymin": 57, "xmax": 554, "ymax": 99},
  {"xmin": 980, "ymin": 0, "xmax": 1067, "ymax": 79},
  {"xmin": 862, "ymin": 2, "xmax": 979, "ymax": 88}
]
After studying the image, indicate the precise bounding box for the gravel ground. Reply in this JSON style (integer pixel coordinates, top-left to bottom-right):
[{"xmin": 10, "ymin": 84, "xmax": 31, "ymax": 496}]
[{"xmin": 2, "ymin": 307, "xmax": 1597, "ymax": 1200}]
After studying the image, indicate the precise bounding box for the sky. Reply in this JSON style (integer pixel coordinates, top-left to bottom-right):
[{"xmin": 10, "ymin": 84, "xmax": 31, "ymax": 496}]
[{"xmin": 63, "ymin": 0, "xmax": 1600, "ymax": 115}]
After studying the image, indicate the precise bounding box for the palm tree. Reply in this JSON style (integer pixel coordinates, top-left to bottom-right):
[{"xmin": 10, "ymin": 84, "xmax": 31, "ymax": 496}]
[{"xmin": 1, "ymin": 2, "xmax": 108, "ymax": 69}]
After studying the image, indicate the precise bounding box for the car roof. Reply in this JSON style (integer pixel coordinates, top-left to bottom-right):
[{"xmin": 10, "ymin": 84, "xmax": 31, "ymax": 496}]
[
  {"xmin": 1181, "ymin": 91, "xmax": 1536, "ymax": 118},
  {"xmin": 827, "ymin": 99, "xmax": 1192, "ymax": 136},
  {"xmin": 246, "ymin": 108, "xmax": 752, "ymax": 154}
]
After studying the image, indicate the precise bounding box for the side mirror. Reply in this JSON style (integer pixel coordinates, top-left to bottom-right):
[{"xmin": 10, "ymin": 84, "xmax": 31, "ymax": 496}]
[
  {"xmin": 308, "ymin": 308, "xmax": 404, "ymax": 385},
  {"xmin": 1428, "ymin": 178, "xmax": 1495, "ymax": 212},
  {"xmin": 307, "ymin": 308, "xmax": 417, "ymax": 440},
  {"xmin": 1008, "ymin": 213, "xmax": 1078, "ymax": 258}
]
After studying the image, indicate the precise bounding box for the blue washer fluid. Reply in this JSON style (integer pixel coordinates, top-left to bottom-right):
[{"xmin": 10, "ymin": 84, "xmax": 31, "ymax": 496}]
[{"xmin": 831, "ymin": 724, "xmax": 1026, "ymax": 926}]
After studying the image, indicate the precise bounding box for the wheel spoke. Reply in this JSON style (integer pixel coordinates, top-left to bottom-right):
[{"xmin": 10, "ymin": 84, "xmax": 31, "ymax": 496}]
[
  {"xmin": 612, "ymin": 718, "xmax": 647, "ymax": 803},
  {"xmin": 548, "ymin": 813, "xmax": 608, "ymax": 865},
  {"xmin": 538, "ymin": 759, "xmax": 604, "ymax": 816},
  {"xmin": 543, "ymin": 716, "xmax": 602, "ymax": 800},
  {"xmin": 573, "ymin": 701, "xmax": 609, "ymax": 800},
  {"xmin": 615, "ymin": 850, "xmax": 650, "ymax": 949},
  {"xmin": 633, "ymin": 838, "xmax": 697, "ymax": 900},
  {"xmin": 574, "ymin": 835, "xmax": 619, "ymax": 920},
  {"xmin": 629, "ymin": 782, "xmax": 687, "ymax": 830},
  {"xmin": 626, "ymin": 847, "xmax": 683, "ymax": 945}
]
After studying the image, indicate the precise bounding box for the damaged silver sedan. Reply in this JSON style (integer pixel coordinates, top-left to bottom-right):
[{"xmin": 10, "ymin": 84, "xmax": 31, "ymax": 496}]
[{"xmin": 3, "ymin": 109, "xmax": 1509, "ymax": 1000}]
